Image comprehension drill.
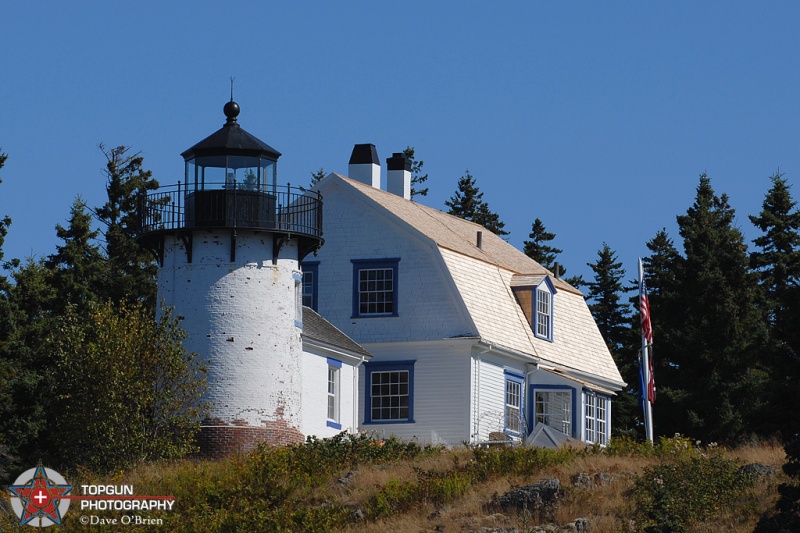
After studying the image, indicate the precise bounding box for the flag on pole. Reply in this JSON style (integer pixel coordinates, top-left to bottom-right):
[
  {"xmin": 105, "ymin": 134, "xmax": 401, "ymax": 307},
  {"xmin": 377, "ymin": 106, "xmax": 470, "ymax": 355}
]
[{"xmin": 638, "ymin": 259, "xmax": 655, "ymax": 404}]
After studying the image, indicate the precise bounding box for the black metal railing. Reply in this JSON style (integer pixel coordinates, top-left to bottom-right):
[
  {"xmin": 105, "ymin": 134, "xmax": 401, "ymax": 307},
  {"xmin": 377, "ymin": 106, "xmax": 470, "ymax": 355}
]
[{"xmin": 139, "ymin": 182, "xmax": 323, "ymax": 239}]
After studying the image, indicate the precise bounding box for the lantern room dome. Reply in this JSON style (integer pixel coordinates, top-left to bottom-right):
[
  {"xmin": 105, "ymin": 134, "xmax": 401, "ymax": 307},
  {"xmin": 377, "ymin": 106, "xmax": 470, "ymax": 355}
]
[{"xmin": 181, "ymin": 100, "xmax": 281, "ymax": 160}]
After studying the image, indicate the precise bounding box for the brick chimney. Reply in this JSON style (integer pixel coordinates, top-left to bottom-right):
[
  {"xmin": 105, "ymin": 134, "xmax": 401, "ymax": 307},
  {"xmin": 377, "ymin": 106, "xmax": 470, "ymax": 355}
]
[
  {"xmin": 386, "ymin": 152, "xmax": 411, "ymax": 200},
  {"xmin": 349, "ymin": 144, "xmax": 380, "ymax": 188}
]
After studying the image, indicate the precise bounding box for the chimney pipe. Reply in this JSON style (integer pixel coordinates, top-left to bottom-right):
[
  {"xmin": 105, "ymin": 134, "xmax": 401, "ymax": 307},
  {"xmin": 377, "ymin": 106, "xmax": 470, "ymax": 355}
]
[
  {"xmin": 386, "ymin": 152, "xmax": 412, "ymax": 199},
  {"xmin": 348, "ymin": 144, "xmax": 380, "ymax": 188},
  {"xmin": 477, "ymin": 231, "xmax": 483, "ymax": 250},
  {"xmin": 553, "ymin": 262, "xmax": 561, "ymax": 279}
]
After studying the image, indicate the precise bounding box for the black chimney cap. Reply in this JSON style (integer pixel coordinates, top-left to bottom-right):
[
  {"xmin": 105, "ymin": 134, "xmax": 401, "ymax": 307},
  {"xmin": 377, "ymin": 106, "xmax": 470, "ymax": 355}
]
[
  {"xmin": 387, "ymin": 152, "xmax": 412, "ymax": 172},
  {"xmin": 349, "ymin": 144, "xmax": 379, "ymax": 165}
]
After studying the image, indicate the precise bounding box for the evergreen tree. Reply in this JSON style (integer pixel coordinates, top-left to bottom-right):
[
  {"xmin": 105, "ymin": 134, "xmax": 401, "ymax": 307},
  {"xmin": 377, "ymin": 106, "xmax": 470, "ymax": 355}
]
[
  {"xmin": 523, "ymin": 218, "xmax": 563, "ymax": 270},
  {"xmin": 310, "ymin": 168, "xmax": 326, "ymax": 186},
  {"xmin": 640, "ymin": 229, "xmax": 685, "ymax": 437},
  {"xmin": 45, "ymin": 198, "xmax": 107, "ymax": 314},
  {"xmin": 94, "ymin": 145, "xmax": 160, "ymax": 309},
  {"xmin": 403, "ymin": 146, "xmax": 428, "ymax": 198},
  {"xmin": 749, "ymin": 171, "xmax": 800, "ymax": 351},
  {"xmin": 670, "ymin": 174, "xmax": 768, "ymax": 441},
  {"xmin": 585, "ymin": 243, "xmax": 637, "ymax": 434},
  {"xmin": 446, "ymin": 171, "xmax": 509, "ymax": 236}
]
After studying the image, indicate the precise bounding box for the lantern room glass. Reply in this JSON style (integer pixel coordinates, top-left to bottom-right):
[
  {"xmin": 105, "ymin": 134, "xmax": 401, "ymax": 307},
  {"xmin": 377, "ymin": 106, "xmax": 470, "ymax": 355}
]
[{"xmin": 185, "ymin": 155, "xmax": 277, "ymax": 194}]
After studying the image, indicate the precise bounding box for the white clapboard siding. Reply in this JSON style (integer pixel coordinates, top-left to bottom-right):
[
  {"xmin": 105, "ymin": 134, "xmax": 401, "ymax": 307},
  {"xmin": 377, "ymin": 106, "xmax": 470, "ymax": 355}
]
[{"xmin": 359, "ymin": 341, "xmax": 472, "ymax": 445}]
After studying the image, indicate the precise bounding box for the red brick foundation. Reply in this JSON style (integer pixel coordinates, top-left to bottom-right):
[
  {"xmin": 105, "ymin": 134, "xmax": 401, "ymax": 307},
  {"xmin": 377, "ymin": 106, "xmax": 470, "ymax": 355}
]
[{"xmin": 198, "ymin": 416, "xmax": 305, "ymax": 458}]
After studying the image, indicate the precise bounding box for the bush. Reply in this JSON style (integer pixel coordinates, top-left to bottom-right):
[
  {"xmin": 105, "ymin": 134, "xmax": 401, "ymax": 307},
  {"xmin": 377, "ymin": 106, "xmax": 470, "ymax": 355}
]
[{"xmin": 631, "ymin": 453, "xmax": 752, "ymax": 532}]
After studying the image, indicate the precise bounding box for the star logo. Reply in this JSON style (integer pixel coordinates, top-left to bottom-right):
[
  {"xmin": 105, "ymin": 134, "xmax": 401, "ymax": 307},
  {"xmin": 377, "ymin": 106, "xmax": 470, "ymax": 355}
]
[{"xmin": 8, "ymin": 465, "xmax": 72, "ymax": 528}]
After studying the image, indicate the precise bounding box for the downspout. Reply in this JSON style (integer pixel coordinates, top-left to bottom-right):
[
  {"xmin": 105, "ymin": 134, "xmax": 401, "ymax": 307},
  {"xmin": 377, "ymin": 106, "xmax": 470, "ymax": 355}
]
[
  {"xmin": 353, "ymin": 355, "xmax": 366, "ymax": 433},
  {"xmin": 474, "ymin": 342, "xmax": 493, "ymax": 442}
]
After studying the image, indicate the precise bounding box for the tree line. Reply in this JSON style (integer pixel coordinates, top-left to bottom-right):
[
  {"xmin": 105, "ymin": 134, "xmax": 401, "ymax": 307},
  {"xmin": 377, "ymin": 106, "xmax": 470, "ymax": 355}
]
[{"xmin": 0, "ymin": 147, "xmax": 206, "ymax": 478}]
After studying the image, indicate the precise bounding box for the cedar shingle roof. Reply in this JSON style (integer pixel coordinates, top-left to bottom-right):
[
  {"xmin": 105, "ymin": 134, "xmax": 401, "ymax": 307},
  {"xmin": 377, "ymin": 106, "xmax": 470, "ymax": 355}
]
[
  {"xmin": 302, "ymin": 306, "xmax": 371, "ymax": 357},
  {"xmin": 328, "ymin": 174, "xmax": 580, "ymax": 295}
]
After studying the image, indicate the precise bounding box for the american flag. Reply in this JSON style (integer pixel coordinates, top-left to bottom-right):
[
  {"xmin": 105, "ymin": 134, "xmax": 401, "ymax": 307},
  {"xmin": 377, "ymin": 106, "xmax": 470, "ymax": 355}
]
[
  {"xmin": 640, "ymin": 271, "xmax": 653, "ymax": 346},
  {"xmin": 639, "ymin": 259, "xmax": 655, "ymax": 404}
]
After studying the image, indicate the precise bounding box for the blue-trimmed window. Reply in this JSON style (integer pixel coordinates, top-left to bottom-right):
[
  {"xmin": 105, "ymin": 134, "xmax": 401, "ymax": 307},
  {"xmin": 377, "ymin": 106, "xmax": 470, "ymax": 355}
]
[
  {"xmin": 301, "ymin": 261, "xmax": 319, "ymax": 311},
  {"xmin": 534, "ymin": 278, "xmax": 555, "ymax": 341},
  {"xmin": 534, "ymin": 388, "xmax": 573, "ymax": 436},
  {"xmin": 327, "ymin": 358, "xmax": 341, "ymax": 429},
  {"xmin": 364, "ymin": 360, "xmax": 414, "ymax": 423},
  {"xmin": 352, "ymin": 258, "xmax": 400, "ymax": 317},
  {"xmin": 504, "ymin": 370, "xmax": 525, "ymax": 435},
  {"xmin": 293, "ymin": 272, "xmax": 303, "ymax": 328}
]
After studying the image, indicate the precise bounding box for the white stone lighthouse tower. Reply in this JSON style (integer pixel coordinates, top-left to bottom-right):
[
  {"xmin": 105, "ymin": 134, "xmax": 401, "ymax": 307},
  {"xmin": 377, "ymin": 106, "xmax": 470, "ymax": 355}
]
[{"xmin": 138, "ymin": 99, "xmax": 323, "ymax": 456}]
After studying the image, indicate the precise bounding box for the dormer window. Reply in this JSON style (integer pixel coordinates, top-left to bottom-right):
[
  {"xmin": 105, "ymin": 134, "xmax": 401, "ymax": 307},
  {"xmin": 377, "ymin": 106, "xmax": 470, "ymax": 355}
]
[
  {"xmin": 511, "ymin": 274, "xmax": 556, "ymax": 342},
  {"xmin": 535, "ymin": 281, "xmax": 553, "ymax": 341}
]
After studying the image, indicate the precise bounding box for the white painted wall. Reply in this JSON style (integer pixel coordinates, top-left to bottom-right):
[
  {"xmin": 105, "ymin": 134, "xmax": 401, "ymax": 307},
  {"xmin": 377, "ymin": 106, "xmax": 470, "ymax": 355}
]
[
  {"xmin": 301, "ymin": 347, "xmax": 359, "ymax": 438},
  {"xmin": 310, "ymin": 180, "xmax": 474, "ymax": 344},
  {"xmin": 358, "ymin": 340, "xmax": 472, "ymax": 445},
  {"xmin": 158, "ymin": 230, "xmax": 303, "ymax": 429}
]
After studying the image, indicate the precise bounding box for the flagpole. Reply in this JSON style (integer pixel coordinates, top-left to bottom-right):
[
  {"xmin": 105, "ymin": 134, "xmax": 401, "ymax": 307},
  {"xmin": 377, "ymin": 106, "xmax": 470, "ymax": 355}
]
[{"xmin": 639, "ymin": 258, "xmax": 654, "ymax": 443}]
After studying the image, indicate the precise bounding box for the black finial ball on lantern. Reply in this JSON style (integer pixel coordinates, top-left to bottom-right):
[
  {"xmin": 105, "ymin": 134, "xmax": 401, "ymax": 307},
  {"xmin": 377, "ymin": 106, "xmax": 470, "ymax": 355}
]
[{"xmin": 224, "ymin": 100, "xmax": 240, "ymax": 123}]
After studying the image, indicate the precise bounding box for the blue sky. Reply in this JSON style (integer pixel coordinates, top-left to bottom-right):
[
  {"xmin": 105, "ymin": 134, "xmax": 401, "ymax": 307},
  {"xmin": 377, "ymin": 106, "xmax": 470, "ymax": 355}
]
[{"xmin": 2, "ymin": 2, "xmax": 799, "ymax": 285}]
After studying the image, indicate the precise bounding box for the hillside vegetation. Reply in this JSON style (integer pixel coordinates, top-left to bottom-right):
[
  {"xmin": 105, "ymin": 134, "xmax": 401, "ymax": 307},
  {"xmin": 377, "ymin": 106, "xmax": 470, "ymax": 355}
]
[{"xmin": 0, "ymin": 433, "xmax": 786, "ymax": 532}]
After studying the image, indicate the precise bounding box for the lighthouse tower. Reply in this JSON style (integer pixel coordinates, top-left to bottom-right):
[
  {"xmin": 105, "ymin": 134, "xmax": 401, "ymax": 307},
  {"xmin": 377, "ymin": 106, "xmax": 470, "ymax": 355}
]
[{"xmin": 138, "ymin": 99, "xmax": 323, "ymax": 456}]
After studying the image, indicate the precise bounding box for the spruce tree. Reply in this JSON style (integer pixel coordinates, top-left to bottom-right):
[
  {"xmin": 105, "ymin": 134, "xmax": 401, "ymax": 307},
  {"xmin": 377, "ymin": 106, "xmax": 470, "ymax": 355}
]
[
  {"xmin": 585, "ymin": 243, "xmax": 637, "ymax": 434},
  {"xmin": 46, "ymin": 198, "xmax": 107, "ymax": 314},
  {"xmin": 403, "ymin": 146, "xmax": 429, "ymax": 198},
  {"xmin": 310, "ymin": 168, "xmax": 325, "ymax": 186},
  {"xmin": 94, "ymin": 145, "xmax": 160, "ymax": 309},
  {"xmin": 671, "ymin": 174, "xmax": 768, "ymax": 441},
  {"xmin": 750, "ymin": 171, "xmax": 800, "ymax": 351},
  {"xmin": 523, "ymin": 218, "xmax": 563, "ymax": 270},
  {"xmin": 639, "ymin": 229, "xmax": 684, "ymax": 437},
  {"xmin": 446, "ymin": 171, "xmax": 508, "ymax": 236}
]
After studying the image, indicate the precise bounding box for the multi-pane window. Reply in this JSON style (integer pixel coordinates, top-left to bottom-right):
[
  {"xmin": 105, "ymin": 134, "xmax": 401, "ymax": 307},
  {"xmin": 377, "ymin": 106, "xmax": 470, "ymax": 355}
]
[
  {"xmin": 352, "ymin": 259, "xmax": 400, "ymax": 318},
  {"xmin": 301, "ymin": 262, "xmax": 319, "ymax": 312},
  {"xmin": 370, "ymin": 370, "xmax": 410, "ymax": 421},
  {"xmin": 303, "ymin": 271, "xmax": 315, "ymax": 309},
  {"xmin": 359, "ymin": 268, "xmax": 394, "ymax": 315},
  {"xmin": 327, "ymin": 365, "xmax": 339, "ymax": 423},
  {"xmin": 535, "ymin": 390, "xmax": 572, "ymax": 435},
  {"xmin": 505, "ymin": 378, "xmax": 523, "ymax": 434},
  {"xmin": 584, "ymin": 393, "xmax": 608, "ymax": 445},
  {"xmin": 536, "ymin": 287, "xmax": 552, "ymax": 340}
]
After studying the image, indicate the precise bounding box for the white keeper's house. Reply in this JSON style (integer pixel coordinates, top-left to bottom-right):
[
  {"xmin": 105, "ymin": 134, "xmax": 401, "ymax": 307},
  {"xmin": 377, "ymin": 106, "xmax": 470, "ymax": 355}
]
[
  {"xmin": 139, "ymin": 101, "xmax": 625, "ymax": 456},
  {"xmin": 306, "ymin": 145, "xmax": 625, "ymax": 448}
]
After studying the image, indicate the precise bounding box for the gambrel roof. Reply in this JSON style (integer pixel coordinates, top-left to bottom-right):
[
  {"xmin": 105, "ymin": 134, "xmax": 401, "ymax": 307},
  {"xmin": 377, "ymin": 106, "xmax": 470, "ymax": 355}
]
[{"xmin": 316, "ymin": 174, "xmax": 624, "ymax": 389}]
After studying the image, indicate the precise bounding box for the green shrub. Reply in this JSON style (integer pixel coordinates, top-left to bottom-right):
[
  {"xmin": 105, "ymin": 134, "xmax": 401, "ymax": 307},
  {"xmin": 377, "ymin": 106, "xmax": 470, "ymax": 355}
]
[{"xmin": 631, "ymin": 454, "xmax": 752, "ymax": 532}]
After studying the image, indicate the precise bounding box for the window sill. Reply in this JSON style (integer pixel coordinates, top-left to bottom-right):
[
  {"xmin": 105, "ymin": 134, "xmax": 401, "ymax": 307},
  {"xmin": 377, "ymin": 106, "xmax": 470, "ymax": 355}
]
[
  {"xmin": 362, "ymin": 419, "xmax": 415, "ymax": 425},
  {"xmin": 326, "ymin": 420, "xmax": 342, "ymax": 430}
]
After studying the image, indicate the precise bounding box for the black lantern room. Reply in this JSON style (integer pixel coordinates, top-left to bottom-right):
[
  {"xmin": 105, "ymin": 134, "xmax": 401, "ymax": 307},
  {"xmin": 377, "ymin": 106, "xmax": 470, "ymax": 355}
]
[{"xmin": 138, "ymin": 99, "xmax": 323, "ymax": 263}]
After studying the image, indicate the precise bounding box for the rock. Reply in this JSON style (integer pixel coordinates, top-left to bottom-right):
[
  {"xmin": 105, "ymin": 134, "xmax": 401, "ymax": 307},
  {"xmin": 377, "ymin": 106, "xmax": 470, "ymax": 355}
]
[
  {"xmin": 571, "ymin": 472, "xmax": 594, "ymax": 489},
  {"xmin": 351, "ymin": 507, "xmax": 364, "ymax": 520},
  {"xmin": 480, "ymin": 528, "xmax": 519, "ymax": 533},
  {"xmin": 594, "ymin": 472, "xmax": 614, "ymax": 486},
  {"xmin": 337, "ymin": 470, "xmax": 357, "ymax": 486},
  {"xmin": 738, "ymin": 463, "xmax": 775, "ymax": 478},
  {"xmin": 496, "ymin": 478, "xmax": 561, "ymax": 517}
]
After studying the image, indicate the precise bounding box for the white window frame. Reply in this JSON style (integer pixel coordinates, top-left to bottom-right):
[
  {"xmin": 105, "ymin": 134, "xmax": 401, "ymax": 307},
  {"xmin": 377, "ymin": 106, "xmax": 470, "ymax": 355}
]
[
  {"xmin": 584, "ymin": 392, "xmax": 608, "ymax": 445},
  {"xmin": 504, "ymin": 373, "xmax": 524, "ymax": 435},
  {"xmin": 293, "ymin": 272, "xmax": 303, "ymax": 327},
  {"xmin": 535, "ymin": 282, "xmax": 553, "ymax": 341},
  {"xmin": 326, "ymin": 358, "xmax": 342, "ymax": 429}
]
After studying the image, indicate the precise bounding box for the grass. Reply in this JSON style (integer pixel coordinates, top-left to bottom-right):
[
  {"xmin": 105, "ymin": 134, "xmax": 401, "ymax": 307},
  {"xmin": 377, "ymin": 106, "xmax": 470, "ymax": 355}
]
[{"xmin": 0, "ymin": 433, "xmax": 787, "ymax": 532}]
